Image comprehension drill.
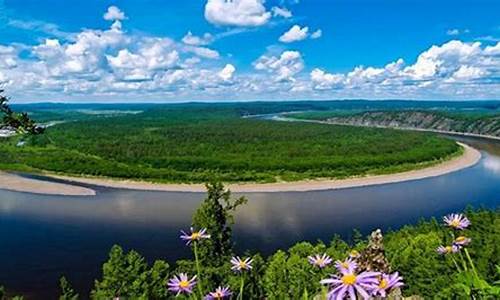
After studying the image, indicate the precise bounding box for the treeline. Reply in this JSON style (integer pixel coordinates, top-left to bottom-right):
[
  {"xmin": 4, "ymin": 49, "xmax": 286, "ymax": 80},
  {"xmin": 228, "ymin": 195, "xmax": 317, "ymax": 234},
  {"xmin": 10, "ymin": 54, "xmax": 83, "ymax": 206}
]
[{"xmin": 0, "ymin": 106, "xmax": 460, "ymax": 183}]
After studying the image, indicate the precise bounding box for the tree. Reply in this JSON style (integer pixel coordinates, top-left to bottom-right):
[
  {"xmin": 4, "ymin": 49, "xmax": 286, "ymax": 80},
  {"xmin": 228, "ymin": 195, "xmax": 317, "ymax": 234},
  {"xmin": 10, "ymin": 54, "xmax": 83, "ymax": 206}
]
[
  {"xmin": 59, "ymin": 277, "xmax": 79, "ymax": 300},
  {"xmin": 192, "ymin": 181, "xmax": 247, "ymax": 267},
  {"xmin": 0, "ymin": 89, "xmax": 44, "ymax": 135},
  {"xmin": 91, "ymin": 245, "xmax": 170, "ymax": 299}
]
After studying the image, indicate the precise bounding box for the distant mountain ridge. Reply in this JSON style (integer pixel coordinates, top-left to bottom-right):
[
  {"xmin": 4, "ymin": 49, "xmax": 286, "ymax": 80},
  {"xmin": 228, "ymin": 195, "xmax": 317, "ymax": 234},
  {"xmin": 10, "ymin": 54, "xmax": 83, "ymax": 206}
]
[{"xmin": 326, "ymin": 111, "xmax": 500, "ymax": 137}]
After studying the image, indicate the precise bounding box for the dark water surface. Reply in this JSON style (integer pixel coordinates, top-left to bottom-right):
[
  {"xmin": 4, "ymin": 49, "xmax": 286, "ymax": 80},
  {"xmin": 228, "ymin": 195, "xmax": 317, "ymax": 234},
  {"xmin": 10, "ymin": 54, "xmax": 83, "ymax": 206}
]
[{"xmin": 1, "ymin": 136, "xmax": 499, "ymax": 298}]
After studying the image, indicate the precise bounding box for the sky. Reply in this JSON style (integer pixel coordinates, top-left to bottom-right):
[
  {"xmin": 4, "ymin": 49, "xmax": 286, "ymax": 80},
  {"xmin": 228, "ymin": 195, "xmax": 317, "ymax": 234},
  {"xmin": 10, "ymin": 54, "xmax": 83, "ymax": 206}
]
[{"xmin": 0, "ymin": 0, "xmax": 499, "ymax": 103}]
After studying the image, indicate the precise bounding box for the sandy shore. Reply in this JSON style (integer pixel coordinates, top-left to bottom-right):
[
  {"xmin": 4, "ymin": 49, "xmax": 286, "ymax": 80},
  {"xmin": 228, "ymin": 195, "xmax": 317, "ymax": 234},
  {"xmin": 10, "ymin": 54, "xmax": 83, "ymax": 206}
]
[
  {"xmin": 0, "ymin": 172, "xmax": 96, "ymax": 196},
  {"xmin": 4, "ymin": 143, "xmax": 481, "ymax": 194}
]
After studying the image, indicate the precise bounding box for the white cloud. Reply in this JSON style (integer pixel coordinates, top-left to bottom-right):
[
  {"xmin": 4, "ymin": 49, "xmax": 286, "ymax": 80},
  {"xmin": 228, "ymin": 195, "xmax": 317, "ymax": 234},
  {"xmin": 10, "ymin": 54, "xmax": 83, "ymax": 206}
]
[
  {"xmin": 271, "ymin": 7, "xmax": 292, "ymax": 18},
  {"xmin": 204, "ymin": 0, "xmax": 271, "ymax": 27},
  {"xmin": 254, "ymin": 50, "xmax": 304, "ymax": 81},
  {"xmin": 279, "ymin": 25, "xmax": 309, "ymax": 43},
  {"xmin": 185, "ymin": 46, "xmax": 220, "ymax": 59},
  {"xmin": 447, "ymin": 28, "xmax": 470, "ymax": 36},
  {"xmin": 103, "ymin": 6, "xmax": 126, "ymax": 21},
  {"xmin": 404, "ymin": 40, "xmax": 483, "ymax": 80},
  {"xmin": 218, "ymin": 64, "xmax": 236, "ymax": 80},
  {"xmin": 310, "ymin": 29, "xmax": 322, "ymax": 39},
  {"xmin": 182, "ymin": 31, "xmax": 214, "ymax": 46},
  {"xmin": 310, "ymin": 68, "xmax": 344, "ymax": 90}
]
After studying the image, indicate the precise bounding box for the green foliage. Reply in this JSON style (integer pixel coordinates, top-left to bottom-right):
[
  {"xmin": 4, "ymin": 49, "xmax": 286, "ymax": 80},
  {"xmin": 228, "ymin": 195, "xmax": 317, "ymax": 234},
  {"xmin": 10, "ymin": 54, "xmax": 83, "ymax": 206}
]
[
  {"xmin": 59, "ymin": 277, "xmax": 78, "ymax": 300},
  {"xmin": 91, "ymin": 245, "xmax": 170, "ymax": 299},
  {"xmin": 192, "ymin": 182, "xmax": 247, "ymax": 266},
  {"xmin": 0, "ymin": 90, "xmax": 44, "ymax": 135}
]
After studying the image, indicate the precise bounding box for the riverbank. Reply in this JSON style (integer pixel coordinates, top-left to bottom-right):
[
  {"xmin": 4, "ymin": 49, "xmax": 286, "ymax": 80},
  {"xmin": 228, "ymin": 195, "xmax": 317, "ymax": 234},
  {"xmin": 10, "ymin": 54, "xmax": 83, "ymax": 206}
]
[
  {"xmin": 0, "ymin": 142, "xmax": 479, "ymax": 195},
  {"xmin": 0, "ymin": 171, "xmax": 96, "ymax": 196}
]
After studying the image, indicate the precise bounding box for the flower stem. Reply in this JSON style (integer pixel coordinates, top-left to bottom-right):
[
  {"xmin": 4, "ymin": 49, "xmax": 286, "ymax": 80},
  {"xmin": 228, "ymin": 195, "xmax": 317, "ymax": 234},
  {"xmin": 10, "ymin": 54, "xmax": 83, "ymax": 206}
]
[
  {"xmin": 458, "ymin": 251, "xmax": 468, "ymax": 271},
  {"xmin": 193, "ymin": 241, "xmax": 204, "ymax": 298},
  {"xmin": 450, "ymin": 255, "xmax": 462, "ymax": 272},
  {"xmin": 321, "ymin": 285, "xmax": 327, "ymax": 300},
  {"xmin": 464, "ymin": 248, "xmax": 480, "ymax": 279},
  {"xmin": 238, "ymin": 275, "xmax": 245, "ymax": 300}
]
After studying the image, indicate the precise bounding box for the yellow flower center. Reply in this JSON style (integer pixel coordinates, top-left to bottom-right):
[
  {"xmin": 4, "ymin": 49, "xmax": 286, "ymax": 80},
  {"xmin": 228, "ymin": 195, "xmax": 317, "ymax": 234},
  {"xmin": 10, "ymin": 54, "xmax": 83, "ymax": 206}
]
[
  {"xmin": 191, "ymin": 232, "xmax": 201, "ymax": 240},
  {"xmin": 349, "ymin": 250, "xmax": 359, "ymax": 257},
  {"xmin": 341, "ymin": 274, "xmax": 357, "ymax": 285},
  {"xmin": 239, "ymin": 261, "xmax": 247, "ymax": 269},
  {"xmin": 214, "ymin": 291, "xmax": 223, "ymax": 298},
  {"xmin": 379, "ymin": 278, "xmax": 388, "ymax": 289},
  {"xmin": 456, "ymin": 236, "xmax": 466, "ymax": 242},
  {"xmin": 450, "ymin": 219, "xmax": 460, "ymax": 227},
  {"xmin": 445, "ymin": 246, "xmax": 452, "ymax": 253},
  {"xmin": 179, "ymin": 280, "xmax": 190, "ymax": 289},
  {"xmin": 316, "ymin": 258, "xmax": 324, "ymax": 265},
  {"xmin": 341, "ymin": 262, "xmax": 349, "ymax": 268}
]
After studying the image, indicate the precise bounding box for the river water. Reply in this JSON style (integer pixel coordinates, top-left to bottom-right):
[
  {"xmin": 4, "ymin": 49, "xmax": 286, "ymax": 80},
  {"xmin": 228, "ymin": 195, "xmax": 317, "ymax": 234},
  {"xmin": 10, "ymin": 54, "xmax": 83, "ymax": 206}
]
[{"xmin": 0, "ymin": 136, "xmax": 499, "ymax": 298}]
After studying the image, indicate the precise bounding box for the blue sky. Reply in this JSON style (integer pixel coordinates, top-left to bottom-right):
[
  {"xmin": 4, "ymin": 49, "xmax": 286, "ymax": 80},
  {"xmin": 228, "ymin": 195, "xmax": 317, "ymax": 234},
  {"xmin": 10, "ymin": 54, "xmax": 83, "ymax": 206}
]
[{"xmin": 0, "ymin": 0, "xmax": 499, "ymax": 102}]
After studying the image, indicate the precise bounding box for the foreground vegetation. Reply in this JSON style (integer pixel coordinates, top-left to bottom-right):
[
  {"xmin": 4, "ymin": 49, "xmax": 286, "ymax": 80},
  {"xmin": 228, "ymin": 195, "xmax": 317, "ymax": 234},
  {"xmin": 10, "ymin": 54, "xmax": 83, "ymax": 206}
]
[
  {"xmin": 2, "ymin": 183, "xmax": 498, "ymax": 299},
  {"xmin": 0, "ymin": 105, "xmax": 460, "ymax": 183}
]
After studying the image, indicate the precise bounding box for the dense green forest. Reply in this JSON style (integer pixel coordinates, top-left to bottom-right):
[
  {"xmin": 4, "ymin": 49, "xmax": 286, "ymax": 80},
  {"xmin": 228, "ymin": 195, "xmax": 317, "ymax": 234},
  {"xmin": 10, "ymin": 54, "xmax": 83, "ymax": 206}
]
[
  {"xmin": 2, "ymin": 183, "xmax": 498, "ymax": 299},
  {"xmin": 0, "ymin": 104, "xmax": 461, "ymax": 183}
]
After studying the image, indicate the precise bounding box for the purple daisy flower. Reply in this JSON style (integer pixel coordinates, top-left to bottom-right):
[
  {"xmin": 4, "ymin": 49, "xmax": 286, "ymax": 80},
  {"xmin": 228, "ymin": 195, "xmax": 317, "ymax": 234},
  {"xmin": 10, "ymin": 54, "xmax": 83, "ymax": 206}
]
[
  {"xmin": 334, "ymin": 257, "xmax": 358, "ymax": 274},
  {"xmin": 180, "ymin": 227, "xmax": 210, "ymax": 245},
  {"xmin": 321, "ymin": 270, "xmax": 380, "ymax": 300},
  {"xmin": 371, "ymin": 272, "xmax": 404, "ymax": 297},
  {"xmin": 436, "ymin": 244, "xmax": 460, "ymax": 255},
  {"xmin": 453, "ymin": 236, "xmax": 472, "ymax": 247},
  {"xmin": 204, "ymin": 286, "xmax": 232, "ymax": 300},
  {"xmin": 308, "ymin": 253, "xmax": 333, "ymax": 269},
  {"xmin": 230, "ymin": 256, "xmax": 253, "ymax": 272},
  {"xmin": 167, "ymin": 273, "xmax": 197, "ymax": 295},
  {"xmin": 443, "ymin": 213, "xmax": 471, "ymax": 230}
]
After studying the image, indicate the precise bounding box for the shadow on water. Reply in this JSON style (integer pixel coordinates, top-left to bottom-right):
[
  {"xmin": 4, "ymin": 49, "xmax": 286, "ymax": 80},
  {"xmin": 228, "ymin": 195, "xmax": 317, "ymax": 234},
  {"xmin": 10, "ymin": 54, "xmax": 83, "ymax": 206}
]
[{"xmin": 0, "ymin": 136, "xmax": 499, "ymax": 298}]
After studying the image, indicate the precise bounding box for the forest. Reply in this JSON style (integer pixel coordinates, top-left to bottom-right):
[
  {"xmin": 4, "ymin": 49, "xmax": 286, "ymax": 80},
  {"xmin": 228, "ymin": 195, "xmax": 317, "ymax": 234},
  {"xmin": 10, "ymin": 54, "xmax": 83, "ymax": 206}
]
[{"xmin": 0, "ymin": 103, "xmax": 461, "ymax": 183}]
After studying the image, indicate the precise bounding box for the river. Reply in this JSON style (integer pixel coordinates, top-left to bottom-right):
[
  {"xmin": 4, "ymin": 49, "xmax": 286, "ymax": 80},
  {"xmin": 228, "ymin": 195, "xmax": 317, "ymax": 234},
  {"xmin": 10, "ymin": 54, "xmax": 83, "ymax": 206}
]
[{"xmin": 0, "ymin": 136, "xmax": 499, "ymax": 298}]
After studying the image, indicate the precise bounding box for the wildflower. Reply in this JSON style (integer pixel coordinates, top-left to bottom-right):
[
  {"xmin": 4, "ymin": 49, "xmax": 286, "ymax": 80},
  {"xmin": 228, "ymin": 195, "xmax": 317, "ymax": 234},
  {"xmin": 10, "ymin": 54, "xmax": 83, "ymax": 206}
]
[
  {"xmin": 349, "ymin": 250, "xmax": 360, "ymax": 259},
  {"xmin": 436, "ymin": 245, "xmax": 460, "ymax": 255},
  {"xmin": 443, "ymin": 213, "xmax": 470, "ymax": 230},
  {"xmin": 334, "ymin": 257, "xmax": 357, "ymax": 273},
  {"xmin": 180, "ymin": 227, "xmax": 210, "ymax": 245},
  {"xmin": 308, "ymin": 253, "xmax": 333, "ymax": 269},
  {"xmin": 167, "ymin": 273, "xmax": 197, "ymax": 295},
  {"xmin": 204, "ymin": 286, "xmax": 232, "ymax": 300},
  {"xmin": 230, "ymin": 256, "xmax": 253, "ymax": 272},
  {"xmin": 371, "ymin": 272, "xmax": 404, "ymax": 297},
  {"xmin": 321, "ymin": 270, "xmax": 380, "ymax": 299},
  {"xmin": 453, "ymin": 236, "xmax": 472, "ymax": 247}
]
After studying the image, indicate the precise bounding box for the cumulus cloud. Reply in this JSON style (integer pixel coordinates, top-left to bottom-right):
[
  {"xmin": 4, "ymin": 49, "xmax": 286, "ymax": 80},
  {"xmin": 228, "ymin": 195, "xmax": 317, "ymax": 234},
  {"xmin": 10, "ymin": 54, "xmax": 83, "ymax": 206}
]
[
  {"xmin": 218, "ymin": 64, "xmax": 236, "ymax": 81},
  {"xmin": 254, "ymin": 50, "xmax": 304, "ymax": 81},
  {"xmin": 185, "ymin": 46, "xmax": 220, "ymax": 59},
  {"xmin": 104, "ymin": 6, "xmax": 126, "ymax": 21},
  {"xmin": 271, "ymin": 6, "xmax": 292, "ymax": 18},
  {"xmin": 182, "ymin": 31, "xmax": 214, "ymax": 46},
  {"xmin": 310, "ymin": 29, "xmax": 322, "ymax": 39},
  {"xmin": 279, "ymin": 25, "xmax": 309, "ymax": 43},
  {"xmin": 204, "ymin": 0, "xmax": 271, "ymax": 27},
  {"xmin": 310, "ymin": 68, "xmax": 344, "ymax": 90}
]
